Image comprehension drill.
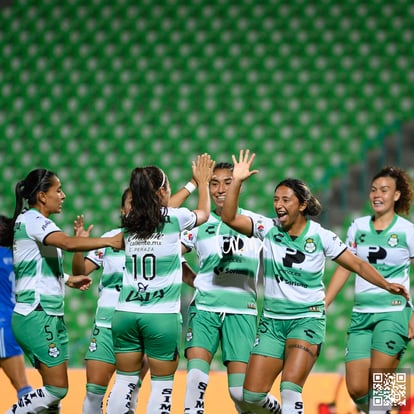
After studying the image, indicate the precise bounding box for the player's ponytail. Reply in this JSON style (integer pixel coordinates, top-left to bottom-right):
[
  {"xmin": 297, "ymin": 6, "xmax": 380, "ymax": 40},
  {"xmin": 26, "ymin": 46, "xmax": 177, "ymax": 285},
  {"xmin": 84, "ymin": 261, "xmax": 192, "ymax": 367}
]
[
  {"xmin": 123, "ymin": 166, "xmax": 168, "ymax": 238},
  {"xmin": 10, "ymin": 169, "xmax": 56, "ymax": 243}
]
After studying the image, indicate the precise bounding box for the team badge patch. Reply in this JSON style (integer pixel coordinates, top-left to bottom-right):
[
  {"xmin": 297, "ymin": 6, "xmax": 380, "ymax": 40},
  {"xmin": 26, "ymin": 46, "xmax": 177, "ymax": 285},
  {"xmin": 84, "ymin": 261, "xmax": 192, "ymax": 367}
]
[
  {"xmin": 48, "ymin": 343, "xmax": 60, "ymax": 358},
  {"xmin": 304, "ymin": 237, "xmax": 316, "ymax": 253},
  {"xmin": 186, "ymin": 328, "xmax": 193, "ymax": 342},
  {"xmin": 387, "ymin": 234, "xmax": 398, "ymax": 247}
]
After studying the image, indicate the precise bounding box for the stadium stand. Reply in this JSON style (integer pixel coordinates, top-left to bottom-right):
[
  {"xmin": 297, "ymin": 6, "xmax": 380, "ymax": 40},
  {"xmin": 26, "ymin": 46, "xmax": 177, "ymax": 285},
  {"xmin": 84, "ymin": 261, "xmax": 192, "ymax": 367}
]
[{"xmin": 0, "ymin": 0, "xmax": 413, "ymax": 371}]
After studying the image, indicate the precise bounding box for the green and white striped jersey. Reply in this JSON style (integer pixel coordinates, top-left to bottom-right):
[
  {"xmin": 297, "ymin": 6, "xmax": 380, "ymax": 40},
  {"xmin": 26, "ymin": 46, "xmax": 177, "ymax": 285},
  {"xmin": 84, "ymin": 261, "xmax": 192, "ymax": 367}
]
[
  {"xmin": 13, "ymin": 208, "xmax": 65, "ymax": 316},
  {"xmin": 86, "ymin": 228, "xmax": 123, "ymax": 328},
  {"xmin": 345, "ymin": 214, "xmax": 414, "ymax": 313},
  {"xmin": 116, "ymin": 207, "xmax": 197, "ymax": 314},
  {"xmin": 253, "ymin": 216, "xmax": 347, "ymax": 319},
  {"xmin": 181, "ymin": 209, "xmax": 262, "ymax": 315}
]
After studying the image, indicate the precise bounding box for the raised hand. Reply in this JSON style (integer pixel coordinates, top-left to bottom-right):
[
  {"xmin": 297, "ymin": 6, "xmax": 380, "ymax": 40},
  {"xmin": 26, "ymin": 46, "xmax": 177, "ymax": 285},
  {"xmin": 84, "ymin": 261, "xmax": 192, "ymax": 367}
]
[
  {"xmin": 231, "ymin": 149, "xmax": 259, "ymax": 182},
  {"xmin": 73, "ymin": 214, "xmax": 94, "ymax": 238},
  {"xmin": 192, "ymin": 153, "xmax": 216, "ymax": 186}
]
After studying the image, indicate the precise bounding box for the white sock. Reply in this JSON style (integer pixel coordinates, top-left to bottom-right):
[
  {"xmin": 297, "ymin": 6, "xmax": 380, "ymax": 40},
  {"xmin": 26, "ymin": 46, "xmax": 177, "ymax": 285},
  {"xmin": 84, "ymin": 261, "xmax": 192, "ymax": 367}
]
[
  {"xmin": 184, "ymin": 359, "xmax": 210, "ymax": 414},
  {"xmin": 228, "ymin": 373, "xmax": 253, "ymax": 414},
  {"xmin": 281, "ymin": 388, "xmax": 303, "ymax": 414},
  {"xmin": 106, "ymin": 372, "xmax": 138, "ymax": 414},
  {"xmin": 146, "ymin": 376, "xmax": 174, "ymax": 414},
  {"xmin": 82, "ymin": 391, "xmax": 105, "ymax": 414},
  {"xmin": 128, "ymin": 378, "xmax": 142, "ymax": 414},
  {"xmin": 6, "ymin": 387, "xmax": 61, "ymax": 414},
  {"xmin": 243, "ymin": 389, "xmax": 281, "ymax": 414}
]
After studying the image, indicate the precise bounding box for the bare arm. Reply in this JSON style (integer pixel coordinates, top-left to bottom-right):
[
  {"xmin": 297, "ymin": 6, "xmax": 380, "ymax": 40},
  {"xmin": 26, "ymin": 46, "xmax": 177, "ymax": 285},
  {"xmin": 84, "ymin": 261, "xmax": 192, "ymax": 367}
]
[
  {"xmin": 72, "ymin": 253, "xmax": 99, "ymax": 276},
  {"xmin": 325, "ymin": 264, "xmax": 352, "ymax": 307},
  {"xmin": 191, "ymin": 153, "xmax": 215, "ymax": 226},
  {"xmin": 335, "ymin": 249, "xmax": 409, "ymax": 299},
  {"xmin": 221, "ymin": 149, "xmax": 259, "ymax": 236},
  {"xmin": 45, "ymin": 230, "xmax": 124, "ymax": 252},
  {"xmin": 182, "ymin": 261, "xmax": 197, "ymax": 288},
  {"xmin": 169, "ymin": 181, "xmax": 197, "ymax": 208}
]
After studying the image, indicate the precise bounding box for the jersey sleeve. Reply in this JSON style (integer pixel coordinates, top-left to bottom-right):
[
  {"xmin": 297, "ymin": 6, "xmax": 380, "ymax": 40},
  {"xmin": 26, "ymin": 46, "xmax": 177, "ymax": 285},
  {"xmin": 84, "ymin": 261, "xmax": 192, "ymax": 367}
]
[
  {"xmin": 86, "ymin": 247, "xmax": 105, "ymax": 268},
  {"xmin": 321, "ymin": 227, "xmax": 347, "ymax": 259},
  {"xmin": 84, "ymin": 229, "xmax": 116, "ymax": 268},
  {"xmin": 181, "ymin": 227, "xmax": 197, "ymax": 251},
  {"xmin": 28, "ymin": 216, "xmax": 62, "ymax": 244},
  {"xmin": 174, "ymin": 207, "xmax": 197, "ymax": 231},
  {"xmin": 251, "ymin": 215, "xmax": 275, "ymax": 240}
]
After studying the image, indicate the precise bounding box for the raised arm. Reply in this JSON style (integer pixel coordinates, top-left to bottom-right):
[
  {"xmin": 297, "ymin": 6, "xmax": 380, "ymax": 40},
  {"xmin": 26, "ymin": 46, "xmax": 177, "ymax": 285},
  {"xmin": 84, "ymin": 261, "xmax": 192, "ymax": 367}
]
[
  {"xmin": 334, "ymin": 249, "xmax": 409, "ymax": 300},
  {"xmin": 221, "ymin": 149, "xmax": 259, "ymax": 236},
  {"xmin": 191, "ymin": 153, "xmax": 215, "ymax": 226}
]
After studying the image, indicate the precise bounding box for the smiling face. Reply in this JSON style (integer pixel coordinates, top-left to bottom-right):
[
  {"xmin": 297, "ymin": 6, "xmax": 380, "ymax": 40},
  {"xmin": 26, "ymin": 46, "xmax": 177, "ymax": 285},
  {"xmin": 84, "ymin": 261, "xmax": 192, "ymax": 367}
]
[
  {"xmin": 273, "ymin": 185, "xmax": 307, "ymax": 232},
  {"xmin": 370, "ymin": 176, "xmax": 400, "ymax": 217},
  {"xmin": 37, "ymin": 175, "xmax": 66, "ymax": 217},
  {"xmin": 209, "ymin": 168, "xmax": 233, "ymax": 215}
]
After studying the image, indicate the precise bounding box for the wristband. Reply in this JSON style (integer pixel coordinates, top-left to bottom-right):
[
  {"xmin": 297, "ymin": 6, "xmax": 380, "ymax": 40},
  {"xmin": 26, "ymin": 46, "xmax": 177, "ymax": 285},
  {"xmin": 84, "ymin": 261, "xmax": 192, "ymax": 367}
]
[
  {"xmin": 63, "ymin": 273, "xmax": 70, "ymax": 283},
  {"xmin": 184, "ymin": 181, "xmax": 197, "ymax": 194}
]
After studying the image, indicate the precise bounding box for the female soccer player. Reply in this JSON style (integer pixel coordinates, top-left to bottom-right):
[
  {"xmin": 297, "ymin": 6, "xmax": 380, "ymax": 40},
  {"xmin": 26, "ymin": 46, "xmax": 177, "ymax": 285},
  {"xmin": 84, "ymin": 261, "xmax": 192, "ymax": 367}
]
[
  {"xmin": 5, "ymin": 168, "xmax": 120, "ymax": 414},
  {"xmin": 182, "ymin": 162, "xmax": 265, "ymax": 414},
  {"xmin": 106, "ymin": 154, "xmax": 214, "ymax": 413},
  {"xmin": 221, "ymin": 150, "xmax": 408, "ymax": 414},
  {"xmin": 326, "ymin": 165, "xmax": 414, "ymax": 413}
]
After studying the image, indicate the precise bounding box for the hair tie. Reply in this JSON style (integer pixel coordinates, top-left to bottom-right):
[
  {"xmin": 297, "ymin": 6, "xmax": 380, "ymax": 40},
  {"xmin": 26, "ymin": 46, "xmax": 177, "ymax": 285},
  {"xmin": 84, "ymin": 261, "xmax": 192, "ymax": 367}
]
[{"xmin": 159, "ymin": 170, "xmax": 166, "ymax": 189}]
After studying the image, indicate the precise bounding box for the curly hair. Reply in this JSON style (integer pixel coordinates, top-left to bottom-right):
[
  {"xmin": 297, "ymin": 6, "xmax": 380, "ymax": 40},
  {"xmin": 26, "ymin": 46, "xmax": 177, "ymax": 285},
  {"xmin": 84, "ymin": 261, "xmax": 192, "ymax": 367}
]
[{"xmin": 372, "ymin": 166, "xmax": 413, "ymax": 215}]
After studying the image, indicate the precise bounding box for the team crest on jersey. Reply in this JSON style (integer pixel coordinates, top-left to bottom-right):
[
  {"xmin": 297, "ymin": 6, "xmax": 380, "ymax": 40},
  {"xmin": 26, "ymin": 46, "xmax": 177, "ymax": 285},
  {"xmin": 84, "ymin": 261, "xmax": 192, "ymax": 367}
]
[
  {"xmin": 387, "ymin": 234, "xmax": 398, "ymax": 247},
  {"xmin": 89, "ymin": 338, "xmax": 97, "ymax": 352},
  {"xmin": 95, "ymin": 249, "xmax": 104, "ymax": 259},
  {"xmin": 48, "ymin": 343, "xmax": 60, "ymax": 358},
  {"xmin": 304, "ymin": 238, "xmax": 316, "ymax": 253},
  {"xmin": 186, "ymin": 328, "xmax": 193, "ymax": 342}
]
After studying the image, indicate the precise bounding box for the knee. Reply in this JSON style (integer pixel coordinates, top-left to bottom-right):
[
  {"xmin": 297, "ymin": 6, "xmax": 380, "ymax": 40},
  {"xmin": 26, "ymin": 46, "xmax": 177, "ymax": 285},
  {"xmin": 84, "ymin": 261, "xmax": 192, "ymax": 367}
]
[{"xmin": 347, "ymin": 382, "xmax": 368, "ymax": 402}]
